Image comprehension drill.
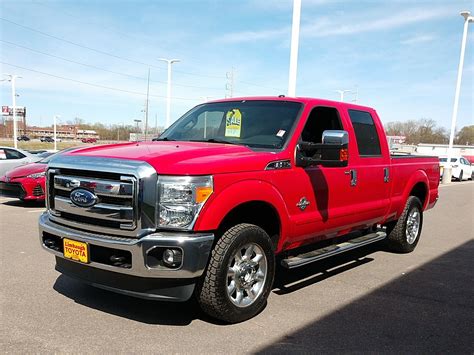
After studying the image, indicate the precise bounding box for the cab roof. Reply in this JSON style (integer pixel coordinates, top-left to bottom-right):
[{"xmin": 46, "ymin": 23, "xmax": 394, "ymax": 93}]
[{"xmin": 208, "ymin": 96, "xmax": 375, "ymax": 112}]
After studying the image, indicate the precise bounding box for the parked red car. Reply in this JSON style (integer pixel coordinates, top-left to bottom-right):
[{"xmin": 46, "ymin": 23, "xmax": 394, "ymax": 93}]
[
  {"xmin": 0, "ymin": 157, "xmax": 49, "ymax": 201},
  {"xmin": 0, "ymin": 148, "xmax": 76, "ymax": 202},
  {"xmin": 81, "ymin": 138, "xmax": 97, "ymax": 143}
]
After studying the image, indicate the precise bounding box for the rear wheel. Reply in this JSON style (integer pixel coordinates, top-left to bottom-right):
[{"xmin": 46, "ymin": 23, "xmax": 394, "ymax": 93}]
[
  {"xmin": 197, "ymin": 223, "xmax": 275, "ymax": 323},
  {"xmin": 385, "ymin": 196, "xmax": 423, "ymax": 253}
]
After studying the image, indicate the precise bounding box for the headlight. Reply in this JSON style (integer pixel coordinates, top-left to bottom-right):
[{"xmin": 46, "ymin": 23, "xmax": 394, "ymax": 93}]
[
  {"xmin": 158, "ymin": 176, "xmax": 213, "ymax": 229},
  {"xmin": 27, "ymin": 172, "xmax": 46, "ymax": 179}
]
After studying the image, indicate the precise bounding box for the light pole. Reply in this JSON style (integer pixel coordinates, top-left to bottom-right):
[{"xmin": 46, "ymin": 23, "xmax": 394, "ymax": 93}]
[
  {"xmin": 288, "ymin": 0, "xmax": 301, "ymax": 97},
  {"xmin": 53, "ymin": 115, "xmax": 60, "ymax": 151},
  {"xmin": 4, "ymin": 74, "xmax": 22, "ymax": 148},
  {"xmin": 134, "ymin": 119, "xmax": 142, "ymax": 141},
  {"xmin": 158, "ymin": 58, "xmax": 180, "ymax": 128},
  {"xmin": 335, "ymin": 89, "xmax": 353, "ymax": 102},
  {"xmin": 443, "ymin": 11, "xmax": 473, "ymax": 184}
]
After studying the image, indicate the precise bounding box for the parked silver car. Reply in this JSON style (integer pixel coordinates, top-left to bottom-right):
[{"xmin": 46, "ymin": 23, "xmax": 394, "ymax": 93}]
[{"xmin": 0, "ymin": 146, "xmax": 42, "ymax": 177}]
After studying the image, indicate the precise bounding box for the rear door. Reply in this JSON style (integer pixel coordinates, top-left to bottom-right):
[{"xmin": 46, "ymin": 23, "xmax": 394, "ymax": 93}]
[{"xmin": 344, "ymin": 108, "xmax": 391, "ymax": 222}]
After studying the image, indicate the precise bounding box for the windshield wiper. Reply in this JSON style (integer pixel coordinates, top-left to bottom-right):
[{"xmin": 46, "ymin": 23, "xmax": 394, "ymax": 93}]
[
  {"xmin": 191, "ymin": 138, "xmax": 239, "ymax": 145},
  {"xmin": 153, "ymin": 137, "xmax": 176, "ymax": 141}
]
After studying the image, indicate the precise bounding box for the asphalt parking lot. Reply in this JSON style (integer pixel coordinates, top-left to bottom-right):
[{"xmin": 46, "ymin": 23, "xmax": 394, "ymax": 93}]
[{"xmin": 1, "ymin": 181, "xmax": 473, "ymax": 353}]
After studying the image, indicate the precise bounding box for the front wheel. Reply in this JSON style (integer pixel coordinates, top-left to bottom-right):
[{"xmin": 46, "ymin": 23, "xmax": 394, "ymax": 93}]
[
  {"xmin": 197, "ymin": 223, "xmax": 275, "ymax": 323},
  {"xmin": 385, "ymin": 196, "xmax": 423, "ymax": 253},
  {"xmin": 459, "ymin": 170, "xmax": 464, "ymax": 181}
]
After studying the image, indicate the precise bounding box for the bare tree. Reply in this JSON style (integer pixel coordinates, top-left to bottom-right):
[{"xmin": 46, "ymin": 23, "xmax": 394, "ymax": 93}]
[{"xmin": 385, "ymin": 119, "xmax": 448, "ymax": 144}]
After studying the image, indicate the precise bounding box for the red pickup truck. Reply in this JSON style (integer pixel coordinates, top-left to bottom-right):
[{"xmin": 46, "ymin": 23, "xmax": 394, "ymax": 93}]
[{"xmin": 39, "ymin": 97, "xmax": 439, "ymax": 323}]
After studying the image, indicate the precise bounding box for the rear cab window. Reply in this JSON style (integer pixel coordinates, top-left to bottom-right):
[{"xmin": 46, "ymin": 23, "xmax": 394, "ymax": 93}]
[{"xmin": 347, "ymin": 109, "xmax": 382, "ymax": 157}]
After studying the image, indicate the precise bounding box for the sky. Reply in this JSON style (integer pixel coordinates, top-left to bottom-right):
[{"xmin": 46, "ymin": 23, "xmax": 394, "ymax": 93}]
[{"xmin": 0, "ymin": 0, "xmax": 473, "ymax": 131}]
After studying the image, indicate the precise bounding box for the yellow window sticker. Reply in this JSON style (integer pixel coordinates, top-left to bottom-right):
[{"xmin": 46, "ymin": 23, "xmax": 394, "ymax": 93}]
[{"xmin": 225, "ymin": 109, "xmax": 242, "ymax": 138}]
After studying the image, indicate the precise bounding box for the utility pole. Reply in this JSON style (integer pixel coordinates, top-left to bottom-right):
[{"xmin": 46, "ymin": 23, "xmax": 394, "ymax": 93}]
[
  {"xmin": 158, "ymin": 58, "xmax": 180, "ymax": 128},
  {"xmin": 4, "ymin": 74, "xmax": 21, "ymax": 148},
  {"xmin": 200, "ymin": 96, "xmax": 213, "ymax": 138},
  {"xmin": 443, "ymin": 11, "xmax": 473, "ymax": 184},
  {"xmin": 288, "ymin": 0, "xmax": 301, "ymax": 97},
  {"xmin": 54, "ymin": 115, "xmax": 60, "ymax": 151},
  {"xmin": 226, "ymin": 67, "xmax": 235, "ymax": 98},
  {"xmin": 117, "ymin": 122, "xmax": 123, "ymax": 141},
  {"xmin": 144, "ymin": 68, "xmax": 150, "ymax": 141}
]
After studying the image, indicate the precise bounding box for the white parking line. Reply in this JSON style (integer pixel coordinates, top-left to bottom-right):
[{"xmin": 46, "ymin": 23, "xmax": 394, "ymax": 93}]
[{"xmin": 28, "ymin": 209, "xmax": 45, "ymax": 213}]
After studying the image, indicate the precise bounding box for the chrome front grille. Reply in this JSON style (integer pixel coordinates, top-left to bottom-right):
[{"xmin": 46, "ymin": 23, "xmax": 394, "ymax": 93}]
[
  {"xmin": 52, "ymin": 175, "xmax": 136, "ymax": 230},
  {"xmin": 46, "ymin": 156, "xmax": 158, "ymax": 238}
]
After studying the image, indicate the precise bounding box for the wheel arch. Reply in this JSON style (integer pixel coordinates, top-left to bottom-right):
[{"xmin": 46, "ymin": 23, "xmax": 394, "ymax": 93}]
[
  {"xmin": 400, "ymin": 170, "xmax": 430, "ymax": 214},
  {"xmin": 194, "ymin": 179, "xmax": 290, "ymax": 252}
]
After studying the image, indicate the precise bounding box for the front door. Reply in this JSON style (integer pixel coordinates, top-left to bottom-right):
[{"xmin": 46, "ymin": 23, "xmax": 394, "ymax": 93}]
[{"xmin": 277, "ymin": 105, "xmax": 364, "ymax": 245}]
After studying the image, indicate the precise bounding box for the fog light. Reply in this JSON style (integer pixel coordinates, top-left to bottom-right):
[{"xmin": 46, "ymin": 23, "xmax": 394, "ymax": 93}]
[{"xmin": 163, "ymin": 248, "xmax": 183, "ymax": 267}]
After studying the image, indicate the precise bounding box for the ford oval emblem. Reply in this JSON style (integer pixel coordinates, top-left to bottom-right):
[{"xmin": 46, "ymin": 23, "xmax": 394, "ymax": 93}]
[{"xmin": 70, "ymin": 188, "xmax": 98, "ymax": 208}]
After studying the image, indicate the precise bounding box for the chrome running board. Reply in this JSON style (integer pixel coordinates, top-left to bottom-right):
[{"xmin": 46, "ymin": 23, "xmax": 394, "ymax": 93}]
[{"xmin": 281, "ymin": 231, "xmax": 386, "ymax": 269}]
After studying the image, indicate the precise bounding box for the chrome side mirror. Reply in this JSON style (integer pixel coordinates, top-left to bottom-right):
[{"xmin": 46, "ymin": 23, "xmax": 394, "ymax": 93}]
[{"xmin": 322, "ymin": 130, "xmax": 349, "ymax": 145}]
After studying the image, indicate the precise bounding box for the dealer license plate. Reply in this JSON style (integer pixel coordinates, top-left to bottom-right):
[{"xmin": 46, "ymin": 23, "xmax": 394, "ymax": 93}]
[{"xmin": 63, "ymin": 238, "xmax": 89, "ymax": 263}]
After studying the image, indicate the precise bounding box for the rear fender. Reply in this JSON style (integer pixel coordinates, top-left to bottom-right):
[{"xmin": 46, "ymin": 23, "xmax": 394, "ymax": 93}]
[{"xmin": 399, "ymin": 170, "xmax": 430, "ymax": 215}]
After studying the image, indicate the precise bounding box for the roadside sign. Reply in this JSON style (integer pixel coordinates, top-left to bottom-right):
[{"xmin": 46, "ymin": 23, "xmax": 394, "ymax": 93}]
[{"xmin": 1, "ymin": 106, "xmax": 26, "ymax": 117}]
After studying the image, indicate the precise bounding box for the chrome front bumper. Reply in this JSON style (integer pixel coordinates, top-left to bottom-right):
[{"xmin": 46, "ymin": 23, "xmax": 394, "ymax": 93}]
[{"xmin": 39, "ymin": 212, "xmax": 214, "ymax": 279}]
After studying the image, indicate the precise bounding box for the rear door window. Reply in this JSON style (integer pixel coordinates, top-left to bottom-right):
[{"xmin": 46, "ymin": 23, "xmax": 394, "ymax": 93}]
[{"xmin": 348, "ymin": 109, "xmax": 381, "ymax": 156}]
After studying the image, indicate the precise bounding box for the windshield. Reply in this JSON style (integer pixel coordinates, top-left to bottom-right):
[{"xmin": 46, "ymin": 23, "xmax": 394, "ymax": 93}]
[
  {"xmin": 159, "ymin": 100, "xmax": 303, "ymax": 149},
  {"xmin": 439, "ymin": 158, "xmax": 457, "ymax": 163}
]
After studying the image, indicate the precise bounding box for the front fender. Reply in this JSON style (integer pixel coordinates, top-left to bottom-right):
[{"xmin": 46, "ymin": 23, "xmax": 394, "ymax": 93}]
[{"xmin": 194, "ymin": 179, "xmax": 290, "ymax": 249}]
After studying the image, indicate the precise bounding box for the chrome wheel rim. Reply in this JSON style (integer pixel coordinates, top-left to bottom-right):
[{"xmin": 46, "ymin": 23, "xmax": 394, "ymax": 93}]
[
  {"xmin": 226, "ymin": 243, "xmax": 267, "ymax": 308},
  {"xmin": 406, "ymin": 208, "xmax": 420, "ymax": 244}
]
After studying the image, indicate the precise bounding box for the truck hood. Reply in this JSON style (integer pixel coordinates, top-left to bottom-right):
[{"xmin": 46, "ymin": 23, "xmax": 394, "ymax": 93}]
[{"xmin": 64, "ymin": 141, "xmax": 279, "ymax": 175}]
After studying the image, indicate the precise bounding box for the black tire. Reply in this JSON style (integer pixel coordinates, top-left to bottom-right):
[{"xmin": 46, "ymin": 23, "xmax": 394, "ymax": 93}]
[
  {"xmin": 197, "ymin": 223, "xmax": 275, "ymax": 323},
  {"xmin": 385, "ymin": 196, "xmax": 423, "ymax": 253},
  {"xmin": 459, "ymin": 170, "xmax": 463, "ymax": 181}
]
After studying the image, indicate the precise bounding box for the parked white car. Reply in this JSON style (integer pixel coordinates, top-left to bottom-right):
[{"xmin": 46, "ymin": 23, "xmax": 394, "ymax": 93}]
[
  {"xmin": 439, "ymin": 156, "xmax": 473, "ymax": 181},
  {"xmin": 0, "ymin": 147, "xmax": 42, "ymax": 177}
]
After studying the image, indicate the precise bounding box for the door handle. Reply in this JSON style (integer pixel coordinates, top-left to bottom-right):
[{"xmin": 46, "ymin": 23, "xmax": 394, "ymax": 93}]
[
  {"xmin": 344, "ymin": 169, "xmax": 357, "ymax": 186},
  {"xmin": 383, "ymin": 167, "xmax": 390, "ymax": 183}
]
